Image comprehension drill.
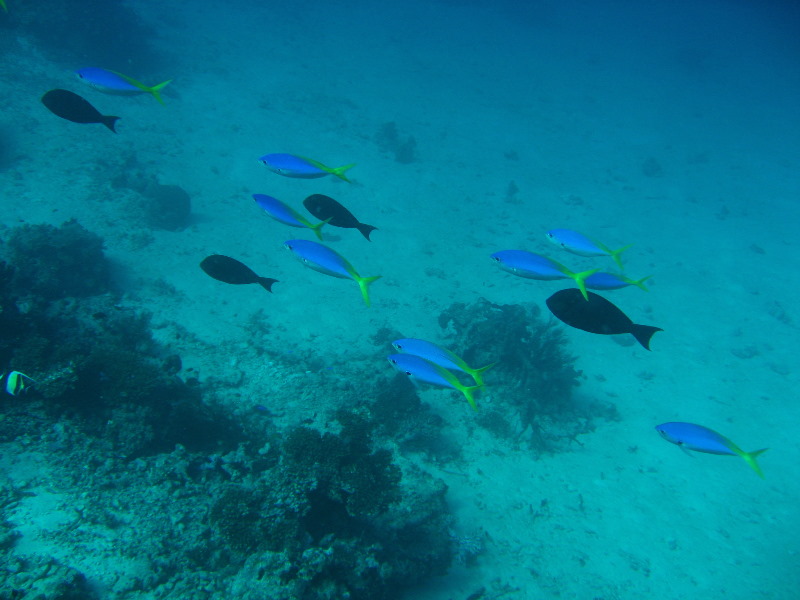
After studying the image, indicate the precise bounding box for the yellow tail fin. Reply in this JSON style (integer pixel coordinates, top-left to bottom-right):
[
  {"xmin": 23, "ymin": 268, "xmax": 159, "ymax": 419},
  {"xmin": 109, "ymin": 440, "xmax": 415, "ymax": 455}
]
[
  {"xmin": 741, "ymin": 448, "xmax": 769, "ymax": 478},
  {"xmin": 148, "ymin": 79, "xmax": 173, "ymax": 105},
  {"xmin": 610, "ymin": 243, "xmax": 633, "ymax": 271},
  {"xmin": 459, "ymin": 384, "xmax": 483, "ymax": 411},
  {"xmin": 572, "ymin": 268, "xmax": 600, "ymax": 301},
  {"xmin": 356, "ymin": 275, "xmax": 382, "ymax": 307},
  {"xmin": 308, "ymin": 217, "xmax": 331, "ymax": 241},
  {"xmin": 469, "ymin": 362, "xmax": 496, "ymax": 387},
  {"xmin": 330, "ymin": 163, "xmax": 356, "ymax": 182}
]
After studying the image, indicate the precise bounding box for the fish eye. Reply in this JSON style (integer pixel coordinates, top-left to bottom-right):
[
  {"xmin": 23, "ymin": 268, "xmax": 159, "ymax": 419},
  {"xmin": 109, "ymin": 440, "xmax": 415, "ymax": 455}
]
[
  {"xmin": 390, "ymin": 359, "xmax": 398, "ymax": 364},
  {"xmin": 404, "ymin": 370, "xmax": 412, "ymax": 376},
  {"xmin": 491, "ymin": 257, "xmax": 500, "ymax": 262}
]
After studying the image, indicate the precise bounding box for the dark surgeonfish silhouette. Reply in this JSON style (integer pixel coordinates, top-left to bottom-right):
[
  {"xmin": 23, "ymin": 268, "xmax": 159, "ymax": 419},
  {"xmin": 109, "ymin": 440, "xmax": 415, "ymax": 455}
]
[
  {"xmin": 200, "ymin": 255, "xmax": 278, "ymax": 293},
  {"xmin": 546, "ymin": 288, "xmax": 662, "ymax": 350},
  {"xmin": 40, "ymin": 89, "xmax": 120, "ymax": 133},
  {"xmin": 303, "ymin": 194, "xmax": 377, "ymax": 241}
]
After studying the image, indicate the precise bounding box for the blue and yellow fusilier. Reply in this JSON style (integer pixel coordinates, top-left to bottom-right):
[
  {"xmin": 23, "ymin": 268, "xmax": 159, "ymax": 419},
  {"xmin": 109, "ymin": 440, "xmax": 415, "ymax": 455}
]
[
  {"xmin": 656, "ymin": 422, "xmax": 768, "ymax": 478},
  {"xmin": 546, "ymin": 229, "xmax": 632, "ymax": 271},
  {"xmin": 284, "ymin": 239, "xmax": 381, "ymax": 307},
  {"xmin": 260, "ymin": 153, "xmax": 356, "ymax": 182},
  {"xmin": 584, "ymin": 272, "xmax": 651, "ymax": 292},
  {"xmin": 490, "ymin": 249, "xmax": 598, "ymax": 301},
  {"xmin": 392, "ymin": 338, "xmax": 495, "ymax": 386},
  {"xmin": 2, "ymin": 371, "xmax": 36, "ymax": 396},
  {"xmin": 253, "ymin": 194, "xmax": 328, "ymax": 241},
  {"xmin": 388, "ymin": 354, "xmax": 482, "ymax": 411},
  {"xmin": 75, "ymin": 68, "xmax": 172, "ymax": 105}
]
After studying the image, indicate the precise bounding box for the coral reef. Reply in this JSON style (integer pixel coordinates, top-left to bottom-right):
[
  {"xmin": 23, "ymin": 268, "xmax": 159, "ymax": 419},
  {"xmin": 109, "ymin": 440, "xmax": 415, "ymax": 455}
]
[
  {"xmin": 368, "ymin": 373, "xmax": 461, "ymax": 461},
  {"xmin": 438, "ymin": 298, "xmax": 619, "ymax": 452},
  {"xmin": 3, "ymin": 220, "xmax": 111, "ymax": 301},
  {"xmin": 0, "ymin": 220, "xmax": 454, "ymax": 600},
  {"xmin": 207, "ymin": 408, "xmax": 453, "ymax": 600},
  {"xmin": 0, "ymin": 221, "xmax": 240, "ymax": 459}
]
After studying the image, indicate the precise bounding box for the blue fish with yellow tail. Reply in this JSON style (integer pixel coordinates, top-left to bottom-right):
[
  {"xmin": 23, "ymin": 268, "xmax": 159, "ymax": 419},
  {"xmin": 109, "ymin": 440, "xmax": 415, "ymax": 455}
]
[
  {"xmin": 387, "ymin": 354, "xmax": 482, "ymax": 411},
  {"xmin": 284, "ymin": 239, "xmax": 380, "ymax": 307},
  {"xmin": 253, "ymin": 194, "xmax": 328, "ymax": 241},
  {"xmin": 585, "ymin": 272, "xmax": 651, "ymax": 292},
  {"xmin": 656, "ymin": 422, "xmax": 768, "ymax": 478},
  {"xmin": 2, "ymin": 371, "xmax": 36, "ymax": 396},
  {"xmin": 490, "ymin": 249, "xmax": 598, "ymax": 300},
  {"xmin": 76, "ymin": 68, "xmax": 172, "ymax": 105},
  {"xmin": 546, "ymin": 229, "xmax": 632, "ymax": 271},
  {"xmin": 391, "ymin": 338, "xmax": 495, "ymax": 386},
  {"xmin": 260, "ymin": 153, "xmax": 355, "ymax": 182}
]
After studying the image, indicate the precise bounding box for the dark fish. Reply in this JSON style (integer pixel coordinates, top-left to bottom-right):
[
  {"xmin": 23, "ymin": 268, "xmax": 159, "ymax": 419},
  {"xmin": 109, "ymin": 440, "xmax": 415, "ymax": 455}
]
[
  {"xmin": 303, "ymin": 194, "xmax": 377, "ymax": 241},
  {"xmin": 200, "ymin": 255, "xmax": 277, "ymax": 293},
  {"xmin": 546, "ymin": 288, "xmax": 662, "ymax": 350},
  {"xmin": 41, "ymin": 89, "xmax": 120, "ymax": 133}
]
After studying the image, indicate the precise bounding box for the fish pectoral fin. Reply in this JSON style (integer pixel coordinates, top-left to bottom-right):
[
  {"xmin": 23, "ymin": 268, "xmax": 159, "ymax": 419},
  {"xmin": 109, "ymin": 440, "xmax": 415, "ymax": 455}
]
[{"xmin": 678, "ymin": 444, "xmax": 694, "ymax": 458}]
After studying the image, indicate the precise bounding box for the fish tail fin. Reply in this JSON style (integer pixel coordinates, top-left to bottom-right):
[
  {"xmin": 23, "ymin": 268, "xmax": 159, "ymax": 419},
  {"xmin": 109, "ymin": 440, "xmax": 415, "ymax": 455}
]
[
  {"xmin": 629, "ymin": 324, "xmax": 663, "ymax": 350},
  {"xmin": 469, "ymin": 362, "xmax": 497, "ymax": 387},
  {"xmin": 610, "ymin": 243, "xmax": 633, "ymax": 271},
  {"xmin": 310, "ymin": 218, "xmax": 331, "ymax": 241},
  {"xmin": 102, "ymin": 116, "xmax": 121, "ymax": 133},
  {"xmin": 331, "ymin": 163, "xmax": 356, "ymax": 182},
  {"xmin": 148, "ymin": 79, "xmax": 172, "ymax": 105},
  {"xmin": 741, "ymin": 448, "xmax": 769, "ymax": 478},
  {"xmin": 356, "ymin": 275, "xmax": 382, "ymax": 307},
  {"xmin": 460, "ymin": 384, "xmax": 483, "ymax": 411},
  {"xmin": 357, "ymin": 223, "xmax": 378, "ymax": 241},
  {"xmin": 571, "ymin": 268, "xmax": 600, "ymax": 301},
  {"xmin": 629, "ymin": 275, "xmax": 652, "ymax": 292},
  {"xmin": 257, "ymin": 277, "xmax": 278, "ymax": 293}
]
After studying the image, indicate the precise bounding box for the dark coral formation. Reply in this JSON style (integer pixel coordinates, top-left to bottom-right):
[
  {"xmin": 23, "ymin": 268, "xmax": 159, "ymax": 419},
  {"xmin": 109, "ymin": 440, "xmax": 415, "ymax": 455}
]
[
  {"xmin": 0, "ymin": 221, "xmax": 453, "ymax": 600},
  {"xmin": 368, "ymin": 373, "xmax": 460, "ymax": 460},
  {"xmin": 438, "ymin": 298, "xmax": 619, "ymax": 452},
  {"xmin": 206, "ymin": 411, "xmax": 452, "ymax": 600},
  {"xmin": 0, "ymin": 221, "xmax": 240, "ymax": 459},
  {"xmin": 3, "ymin": 219, "xmax": 110, "ymax": 301}
]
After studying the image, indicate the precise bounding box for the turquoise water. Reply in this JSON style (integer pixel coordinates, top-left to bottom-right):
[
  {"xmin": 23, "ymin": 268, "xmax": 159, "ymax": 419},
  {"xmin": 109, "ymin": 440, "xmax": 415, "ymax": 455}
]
[{"xmin": 0, "ymin": 1, "xmax": 798, "ymax": 598}]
